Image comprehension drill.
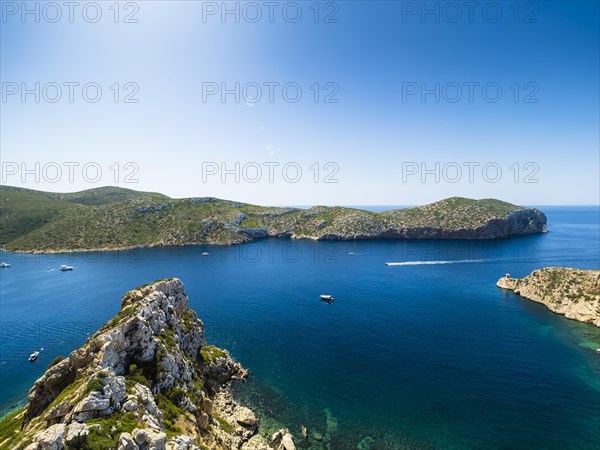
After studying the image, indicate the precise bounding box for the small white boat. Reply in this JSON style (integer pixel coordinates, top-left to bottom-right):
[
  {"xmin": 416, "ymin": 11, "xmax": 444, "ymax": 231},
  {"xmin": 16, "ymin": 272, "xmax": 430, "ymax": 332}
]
[
  {"xmin": 202, "ymin": 252, "xmax": 210, "ymax": 256},
  {"xmin": 59, "ymin": 265, "xmax": 74, "ymax": 271},
  {"xmin": 348, "ymin": 252, "xmax": 354, "ymax": 256},
  {"xmin": 320, "ymin": 294, "xmax": 334, "ymax": 303},
  {"xmin": 28, "ymin": 351, "xmax": 40, "ymax": 362},
  {"xmin": 0, "ymin": 262, "xmax": 10, "ymax": 268}
]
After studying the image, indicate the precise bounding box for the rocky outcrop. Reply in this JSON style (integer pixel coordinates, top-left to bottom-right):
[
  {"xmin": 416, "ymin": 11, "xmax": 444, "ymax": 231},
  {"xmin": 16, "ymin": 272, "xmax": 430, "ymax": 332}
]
[
  {"xmin": 301, "ymin": 207, "xmax": 547, "ymax": 240},
  {"xmin": 497, "ymin": 268, "xmax": 600, "ymax": 327},
  {"xmin": 0, "ymin": 279, "xmax": 289, "ymax": 450}
]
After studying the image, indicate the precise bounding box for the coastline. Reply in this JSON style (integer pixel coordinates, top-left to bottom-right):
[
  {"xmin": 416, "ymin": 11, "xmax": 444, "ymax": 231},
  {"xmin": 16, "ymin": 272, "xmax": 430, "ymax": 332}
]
[
  {"xmin": 4, "ymin": 229, "xmax": 549, "ymax": 255},
  {"xmin": 497, "ymin": 267, "xmax": 600, "ymax": 327}
]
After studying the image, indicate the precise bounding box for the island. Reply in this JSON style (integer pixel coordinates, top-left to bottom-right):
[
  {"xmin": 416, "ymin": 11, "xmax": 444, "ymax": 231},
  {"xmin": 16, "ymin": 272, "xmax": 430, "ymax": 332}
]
[
  {"xmin": 0, "ymin": 186, "xmax": 547, "ymax": 252},
  {"xmin": 0, "ymin": 278, "xmax": 297, "ymax": 450},
  {"xmin": 497, "ymin": 268, "xmax": 600, "ymax": 327}
]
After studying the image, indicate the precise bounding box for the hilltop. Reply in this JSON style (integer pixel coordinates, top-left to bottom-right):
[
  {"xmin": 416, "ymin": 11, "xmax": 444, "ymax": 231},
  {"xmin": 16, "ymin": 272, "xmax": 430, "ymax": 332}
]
[
  {"xmin": 0, "ymin": 186, "xmax": 548, "ymax": 252},
  {"xmin": 497, "ymin": 268, "xmax": 600, "ymax": 327},
  {"xmin": 0, "ymin": 279, "xmax": 295, "ymax": 450}
]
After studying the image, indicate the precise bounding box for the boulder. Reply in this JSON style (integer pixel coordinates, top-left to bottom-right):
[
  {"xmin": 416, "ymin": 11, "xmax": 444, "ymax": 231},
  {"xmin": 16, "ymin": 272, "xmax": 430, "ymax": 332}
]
[
  {"xmin": 117, "ymin": 432, "xmax": 137, "ymax": 450},
  {"xmin": 74, "ymin": 393, "xmax": 110, "ymax": 412},
  {"xmin": 32, "ymin": 423, "xmax": 65, "ymax": 450},
  {"xmin": 65, "ymin": 422, "xmax": 89, "ymax": 443},
  {"xmin": 272, "ymin": 429, "xmax": 295, "ymax": 450},
  {"xmin": 44, "ymin": 402, "xmax": 72, "ymax": 422},
  {"xmin": 123, "ymin": 400, "xmax": 139, "ymax": 412},
  {"xmin": 279, "ymin": 433, "xmax": 296, "ymax": 450},
  {"xmin": 234, "ymin": 406, "xmax": 258, "ymax": 426},
  {"xmin": 146, "ymin": 429, "xmax": 167, "ymax": 450},
  {"xmin": 133, "ymin": 428, "xmax": 148, "ymax": 445}
]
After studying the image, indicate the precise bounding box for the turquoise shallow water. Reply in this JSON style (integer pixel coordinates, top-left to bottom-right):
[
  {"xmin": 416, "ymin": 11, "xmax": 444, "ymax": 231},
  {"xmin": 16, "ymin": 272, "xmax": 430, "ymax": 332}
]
[{"xmin": 1, "ymin": 206, "xmax": 599, "ymax": 449}]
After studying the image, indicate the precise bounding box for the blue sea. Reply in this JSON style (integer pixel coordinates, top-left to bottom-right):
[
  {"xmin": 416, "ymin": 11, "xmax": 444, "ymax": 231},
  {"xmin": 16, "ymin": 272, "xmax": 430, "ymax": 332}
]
[{"xmin": 1, "ymin": 206, "xmax": 599, "ymax": 449}]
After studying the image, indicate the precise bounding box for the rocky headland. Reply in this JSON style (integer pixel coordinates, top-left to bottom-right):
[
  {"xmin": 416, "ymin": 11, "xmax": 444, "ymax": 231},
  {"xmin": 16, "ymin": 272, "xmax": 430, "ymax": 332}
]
[
  {"xmin": 0, "ymin": 279, "xmax": 296, "ymax": 450},
  {"xmin": 497, "ymin": 267, "xmax": 600, "ymax": 327}
]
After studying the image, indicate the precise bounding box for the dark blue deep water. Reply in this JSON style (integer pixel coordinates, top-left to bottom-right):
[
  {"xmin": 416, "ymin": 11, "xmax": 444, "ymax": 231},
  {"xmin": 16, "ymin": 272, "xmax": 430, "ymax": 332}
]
[{"xmin": 1, "ymin": 206, "xmax": 599, "ymax": 449}]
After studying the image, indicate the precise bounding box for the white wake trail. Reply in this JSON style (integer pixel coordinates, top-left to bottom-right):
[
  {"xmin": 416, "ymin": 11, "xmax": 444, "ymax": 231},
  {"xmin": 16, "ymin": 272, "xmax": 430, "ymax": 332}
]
[{"xmin": 385, "ymin": 259, "xmax": 491, "ymax": 266}]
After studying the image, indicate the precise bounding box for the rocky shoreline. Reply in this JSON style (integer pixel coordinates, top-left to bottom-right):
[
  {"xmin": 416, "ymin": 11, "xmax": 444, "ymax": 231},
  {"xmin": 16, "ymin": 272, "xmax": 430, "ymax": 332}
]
[
  {"xmin": 1, "ymin": 186, "xmax": 548, "ymax": 253},
  {"xmin": 6, "ymin": 211, "xmax": 549, "ymax": 254},
  {"xmin": 497, "ymin": 267, "xmax": 600, "ymax": 327},
  {"xmin": 0, "ymin": 279, "xmax": 296, "ymax": 450}
]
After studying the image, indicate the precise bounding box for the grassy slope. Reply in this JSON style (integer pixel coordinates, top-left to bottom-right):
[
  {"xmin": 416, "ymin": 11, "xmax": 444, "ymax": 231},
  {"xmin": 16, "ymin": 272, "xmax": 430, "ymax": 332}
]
[
  {"xmin": 0, "ymin": 186, "xmax": 77, "ymax": 245},
  {"xmin": 0, "ymin": 186, "xmax": 167, "ymax": 247},
  {"xmin": 0, "ymin": 186, "xmax": 535, "ymax": 251},
  {"xmin": 46, "ymin": 186, "xmax": 168, "ymax": 205}
]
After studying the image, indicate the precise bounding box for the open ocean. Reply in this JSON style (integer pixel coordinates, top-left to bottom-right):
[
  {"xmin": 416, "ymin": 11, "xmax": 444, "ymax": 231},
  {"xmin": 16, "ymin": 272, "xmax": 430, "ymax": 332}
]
[{"xmin": 1, "ymin": 206, "xmax": 599, "ymax": 449}]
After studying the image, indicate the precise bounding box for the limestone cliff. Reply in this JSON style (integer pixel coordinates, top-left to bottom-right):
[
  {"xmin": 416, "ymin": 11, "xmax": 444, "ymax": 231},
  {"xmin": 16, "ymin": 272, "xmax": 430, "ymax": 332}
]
[
  {"xmin": 497, "ymin": 268, "xmax": 600, "ymax": 327},
  {"xmin": 0, "ymin": 279, "xmax": 296, "ymax": 450}
]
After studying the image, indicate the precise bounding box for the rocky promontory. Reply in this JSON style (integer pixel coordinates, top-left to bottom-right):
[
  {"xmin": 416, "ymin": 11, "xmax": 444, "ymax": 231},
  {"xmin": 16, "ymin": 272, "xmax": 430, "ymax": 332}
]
[
  {"xmin": 0, "ymin": 279, "xmax": 296, "ymax": 450},
  {"xmin": 497, "ymin": 268, "xmax": 600, "ymax": 327}
]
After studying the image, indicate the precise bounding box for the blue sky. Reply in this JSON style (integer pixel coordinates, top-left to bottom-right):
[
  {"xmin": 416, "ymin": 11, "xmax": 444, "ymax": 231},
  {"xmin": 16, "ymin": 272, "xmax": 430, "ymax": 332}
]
[{"xmin": 1, "ymin": 1, "xmax": 598, "ymax": 205}]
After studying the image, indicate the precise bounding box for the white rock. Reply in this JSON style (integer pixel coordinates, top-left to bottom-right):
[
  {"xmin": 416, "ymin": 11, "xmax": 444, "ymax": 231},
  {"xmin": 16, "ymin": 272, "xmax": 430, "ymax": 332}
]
[
  {"xmin": 133, "ymin": 428, "xmax": 148, "ymax": 445},
  {"xmin": 44, "ymin": 402, "xmax": 72, "ymax": 421},
  {"xmin": 142, "ymin": 413, "xmax": 163, "ymax": 430},
  {"xmin": 166, "ymin": 435, "xmax": 194, "ymax": 450},
  {"xmin": 65, "ymin": 422, "xmax": 89, "ymax": 443},
  {"xmin": 124, "ymin": 400, "xmax": 139, "ymax": 412},
  {"xmin": 279, "ymin": 434, "xmax": 296, "ymax": 450},
  {"xmin": 234, "ymin": 406, "xmax": 258, "ymax": 426},
  {"xmin": 33, "ymin": 423, "xmax": 65, "ymax": 450},
  {"xmin": 74, "ymin": 393, "xmax": 110, "ymax": 412},
  {"xmin": 146, "ymin": 429, "xmax": 167, "ymax": 450},
  {"xmin": 117, "ymin": 432, "xmax": 137, "ymax": 450}
]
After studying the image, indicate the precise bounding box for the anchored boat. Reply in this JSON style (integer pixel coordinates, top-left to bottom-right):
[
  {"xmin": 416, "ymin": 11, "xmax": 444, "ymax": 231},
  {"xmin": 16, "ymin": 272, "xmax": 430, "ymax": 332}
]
[
  {"xmin": 28, "ymin": 351, "xmax": 40, "ymax": 362},
  {"xmin": 60, "ymin": 265, "xmax": 74, "ymax": 271},
  {"xmin": 320, "ymin": 294, "xmax": 334, "ymax": 303}
]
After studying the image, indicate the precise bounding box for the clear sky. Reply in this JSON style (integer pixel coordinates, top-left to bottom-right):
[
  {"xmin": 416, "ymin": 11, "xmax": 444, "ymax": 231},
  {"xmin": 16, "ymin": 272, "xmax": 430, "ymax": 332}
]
[{"xmin": 1, "ymin": 1, "xmax": 598, "ymax": 206}]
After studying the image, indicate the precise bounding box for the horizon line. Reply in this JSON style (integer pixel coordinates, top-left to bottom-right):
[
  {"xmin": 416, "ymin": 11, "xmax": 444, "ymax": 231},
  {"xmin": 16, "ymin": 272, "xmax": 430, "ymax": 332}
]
[{"xmin": 1, "ymin": 184, "xmax": 598, "ymax": 208}]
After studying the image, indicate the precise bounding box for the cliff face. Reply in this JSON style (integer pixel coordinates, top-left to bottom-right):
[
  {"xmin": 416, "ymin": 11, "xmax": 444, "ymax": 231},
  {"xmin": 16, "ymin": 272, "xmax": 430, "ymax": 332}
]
[
  {"xmin": 0, "ymin": 279, "xmax": 294, "ymax": 450},
  {"xmin": 497, "ymin": 268, "xmax": 600, "ymax": 327},
  {"xmin": 302, "ymin": 207, "xmax": 548, "ymax": 241}
]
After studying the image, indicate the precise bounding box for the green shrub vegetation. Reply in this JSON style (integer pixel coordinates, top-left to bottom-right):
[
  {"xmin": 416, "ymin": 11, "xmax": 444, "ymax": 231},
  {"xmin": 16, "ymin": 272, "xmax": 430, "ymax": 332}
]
[
  {"xmin": 0, "ymin": 407, "xmax": 25, "ymax": 449},
  {"xmin": 0, "ymin": 185, "xmax": 538, "ymax": 251},
  {"xmin": 84, "ymin": 377, "xmax": 106, "ymax": 397},
  {"xmin": 215, "ymin": 416, "xmax": 234, "ymax": 434},
  {"xmin": 125, "ymin": 363, "xmax": 152, "ymax": 388},
  {"xmin": 154, "ymin": 394, "xmax": 183, "ymax": 436},
  {"xmin": 66, "ymin": 413, "xmax": 139, "ymax": 450},
  {"xmin": 200, "ymin": 346, "xmax": 226, "ymax": 363}
]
